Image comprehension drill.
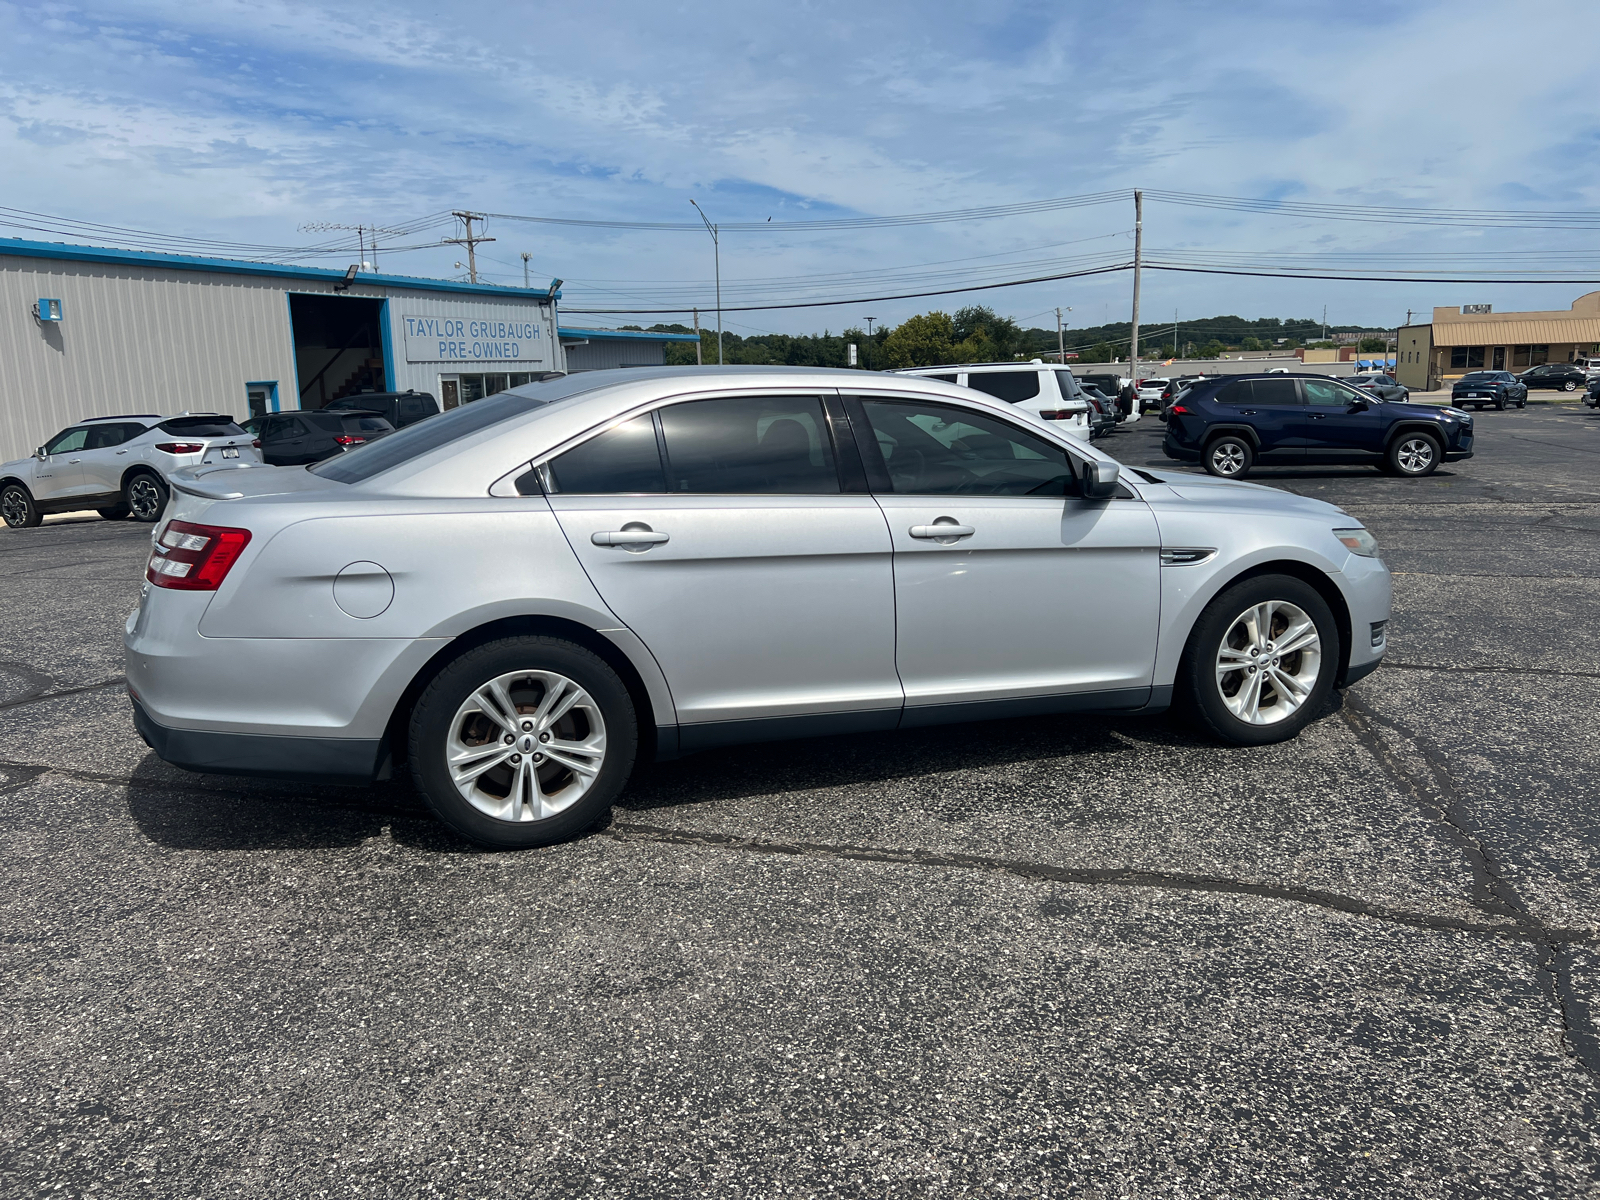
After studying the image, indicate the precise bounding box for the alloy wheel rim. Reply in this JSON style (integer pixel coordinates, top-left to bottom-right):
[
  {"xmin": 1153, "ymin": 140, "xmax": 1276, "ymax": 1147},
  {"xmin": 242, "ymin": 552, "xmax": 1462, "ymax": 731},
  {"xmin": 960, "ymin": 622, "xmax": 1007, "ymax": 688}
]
[
  {"xmin": 128, "ymin": 479, "xmax": 162, "ymax": 519},
  {"xmin": 1215, "ymin": 599, "xmax": 1322, "ymax": 725},
  {"xmin": 1, "ymin": 491, "xmax": 27, "ymax": 526},
  {"xmin": 1396, "ymin": 438, "xmax": 1435, "ymax": 473},
  {"xmin": 1212, "ymin": 444, "xmax": 1245, "ymax": 475},
  {"xmin": 445, "ymin": 669, "xmax": 606, "ymax": 823}
]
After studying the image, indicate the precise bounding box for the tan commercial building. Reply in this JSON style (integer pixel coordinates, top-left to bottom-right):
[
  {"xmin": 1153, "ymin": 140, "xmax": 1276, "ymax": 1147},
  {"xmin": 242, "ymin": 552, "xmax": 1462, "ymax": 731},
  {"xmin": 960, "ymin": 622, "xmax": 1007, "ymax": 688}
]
[{"xmin": 1396, "ymin": 293, "xmax": 1600, "ymax": 390}]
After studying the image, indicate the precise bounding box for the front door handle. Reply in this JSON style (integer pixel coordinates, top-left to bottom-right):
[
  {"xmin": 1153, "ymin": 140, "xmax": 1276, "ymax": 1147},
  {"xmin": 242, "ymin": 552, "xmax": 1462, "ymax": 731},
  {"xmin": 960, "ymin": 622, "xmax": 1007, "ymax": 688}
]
[
  {"xmin": 1237, "ymin": 409, "xmax": 1257, "ymax": 415},
  {"xmin": 1308, "ymin": 413, "xmax": 1327, "ymax": 420},
  {"xmin": 910, "ymin": 520, "xmax": 974, "ymax": 542},
  {"xmin": 68, "ymin": 457, "xmax": 82, "ymax": 463}
]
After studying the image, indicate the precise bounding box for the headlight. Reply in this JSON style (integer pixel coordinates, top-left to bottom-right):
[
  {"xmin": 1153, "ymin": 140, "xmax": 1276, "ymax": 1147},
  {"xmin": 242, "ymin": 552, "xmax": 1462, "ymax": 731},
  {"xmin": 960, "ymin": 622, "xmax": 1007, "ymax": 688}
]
[
  {"xmin": 1334, "ymin": 527, "xmax": 1381, "ymax": 557},
  {"xmin": 1442, "ymin": 407, "xmax": 1469, "ymax": 417}
]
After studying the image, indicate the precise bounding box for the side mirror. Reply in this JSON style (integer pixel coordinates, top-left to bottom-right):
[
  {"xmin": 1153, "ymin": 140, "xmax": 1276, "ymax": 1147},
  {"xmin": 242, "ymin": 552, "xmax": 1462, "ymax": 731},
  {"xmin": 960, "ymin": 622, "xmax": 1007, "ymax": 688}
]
[
  {"xmin": 1081, "ymin": 459, "xmax": 1120, "ymax": 499},
  {"xmin": 1349, "ymin": 397, "xmax": 1369, "ymax": 411},
  {"xmin": 34, "ymin": 447, "xmax": 46, "ymax": 459}
]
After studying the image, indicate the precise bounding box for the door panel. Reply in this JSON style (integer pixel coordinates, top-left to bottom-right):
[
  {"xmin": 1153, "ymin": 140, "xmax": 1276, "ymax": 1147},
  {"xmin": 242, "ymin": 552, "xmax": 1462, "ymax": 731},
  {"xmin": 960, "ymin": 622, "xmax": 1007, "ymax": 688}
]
[
  {"xmin": 850, "ymin": 396, "xmax": 1161, "ymax": 712},
  {"xmin": 1240, "ymin": 376, "xmax": 1307, "ymax": 455},
  {"xmin": 551, "ymin": 494, "xmax": 900, "ymax": 725},
  {"xmin": 34, "ymin": 428, "xmax": 89, "ymax": 500},
  {"xmin": 1295, "ymin": 377, "xmax": 1388, "ymax": 455}
]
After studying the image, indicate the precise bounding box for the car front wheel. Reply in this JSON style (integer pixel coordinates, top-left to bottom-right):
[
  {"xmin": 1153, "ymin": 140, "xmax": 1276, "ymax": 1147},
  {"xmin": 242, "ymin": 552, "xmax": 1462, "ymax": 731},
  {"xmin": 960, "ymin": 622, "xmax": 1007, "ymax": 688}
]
[
  {"xmin": 409, "ymin": 636, "xmax": 638, "ymax": 849},
  {"xmin": 1179, "ymin": 574, "xmax": 1338, "ymax": 746},
  {"xmin": 1204, "ymin": 435, "xmax": 1254, "ymax": 479},
  {"xmin": 1, "ymin": 483, "xmax": 42, "ymax": 529},
  {"xmin": 1386, "ymin": 431, "xmax": 1441, "ymax": 477},
  {"xmin": 124, "ymin": 471, "xmax": 167, "ymax": 522}
]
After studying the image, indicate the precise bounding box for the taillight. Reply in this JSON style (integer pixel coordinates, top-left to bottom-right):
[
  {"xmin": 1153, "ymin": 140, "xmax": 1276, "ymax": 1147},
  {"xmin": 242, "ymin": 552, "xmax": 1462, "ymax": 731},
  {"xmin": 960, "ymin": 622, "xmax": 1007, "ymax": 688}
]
[
  {"xmin": 155, "ymin": 442, "xmax": 204, "ymax": 454},
  {"xmin": 146, "ymin": 520, "xmax": 251, "ymax": 591},
  {"xmin": 1169, "ymin": 404, "xmax": 1191, "ymax": 415},
  {"xmin": 1038, "ymin": 410, "xmax": 1079, "ymax": 420},
  {"xmin": 251, "ymin": 438, "xmax": 262, "ymax": 449},
  {"xmin": 334, "ymin": 434, "xmax": 366, "ymax": 446}
]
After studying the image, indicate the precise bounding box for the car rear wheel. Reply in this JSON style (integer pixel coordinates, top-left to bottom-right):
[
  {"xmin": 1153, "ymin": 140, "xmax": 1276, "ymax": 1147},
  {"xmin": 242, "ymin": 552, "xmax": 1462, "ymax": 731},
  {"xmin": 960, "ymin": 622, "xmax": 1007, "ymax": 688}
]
[
  {"xmin": 1, "ymin": 484, "xmax": 41, "ymax": 529},
  {"xmin": 124, "ymin": 471, "xmax": 167, "ymax": 522},
  {"xmin": 1563, "ymin": 380, "xmax": 1578, "ymax": 392},
  {"xmin": 409, "ymin": 636, "xmax": 638, "ymax": 849},
  {"xmin": 1204, "ymin": 435, "xmax": 1254, "ymax": 479},
  {"xmin": 97, "ymin": 504, "xmax": 130, "ymax": 521},
  {"xmin": 1385, "ymin": 431, "xmax": 1441, "ymax": 477},
  {"xmin": 1179, "ymin": 574, "xmax": 1338, "ymax": 747}
]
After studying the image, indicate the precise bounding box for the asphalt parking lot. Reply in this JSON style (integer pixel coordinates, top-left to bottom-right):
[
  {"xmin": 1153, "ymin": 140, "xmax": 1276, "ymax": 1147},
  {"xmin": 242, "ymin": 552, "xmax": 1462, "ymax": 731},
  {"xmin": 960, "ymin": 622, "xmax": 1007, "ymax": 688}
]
[{"xmin": 3, "ymin": 401, "xmax": 1598, "ymax": 1199}]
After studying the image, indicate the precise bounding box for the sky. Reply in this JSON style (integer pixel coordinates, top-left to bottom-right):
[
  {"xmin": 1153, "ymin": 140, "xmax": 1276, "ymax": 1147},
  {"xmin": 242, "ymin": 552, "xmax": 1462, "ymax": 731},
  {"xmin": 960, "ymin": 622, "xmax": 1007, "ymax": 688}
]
[{"xmin": 3, "ymin": 0, "xmax": 1598, "ymax": 342}]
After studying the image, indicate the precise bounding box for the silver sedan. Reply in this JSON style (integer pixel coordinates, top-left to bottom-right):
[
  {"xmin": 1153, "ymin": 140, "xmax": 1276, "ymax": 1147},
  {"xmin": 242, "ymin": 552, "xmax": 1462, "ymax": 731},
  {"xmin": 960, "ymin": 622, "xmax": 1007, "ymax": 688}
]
[{"xmin": 125, "ymin": 367, "xmax": 1390, "ymax": 848}]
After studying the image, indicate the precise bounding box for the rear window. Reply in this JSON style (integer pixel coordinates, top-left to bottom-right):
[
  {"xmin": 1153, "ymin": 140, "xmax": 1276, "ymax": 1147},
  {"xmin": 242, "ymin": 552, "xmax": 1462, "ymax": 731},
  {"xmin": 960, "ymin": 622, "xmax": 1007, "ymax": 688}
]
[
  {"xmin": 157, "ymin": 416, "xmax": 245, "ymax": 437},
  {"xmin": 966, "ymin": 370, "xmax": 1041, "ymax": 403},
  {"xmin": 342, "ymin": 415, "xmax": 393, "ymax": 433},
  {"xmin": 311, "ymin": 392, "xmax": 545, "ymax": 483}
]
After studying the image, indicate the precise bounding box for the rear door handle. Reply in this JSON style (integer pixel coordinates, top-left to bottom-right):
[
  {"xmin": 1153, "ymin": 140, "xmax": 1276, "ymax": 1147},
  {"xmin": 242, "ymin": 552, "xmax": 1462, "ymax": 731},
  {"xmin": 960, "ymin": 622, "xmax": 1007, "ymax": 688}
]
[
  {"xmin": 910, "ymin": 522, "xmax": 974, "ymax": 540},
  {"xmin": 592, "ymin": 528, "xmax": 669, "ymax": 547}
]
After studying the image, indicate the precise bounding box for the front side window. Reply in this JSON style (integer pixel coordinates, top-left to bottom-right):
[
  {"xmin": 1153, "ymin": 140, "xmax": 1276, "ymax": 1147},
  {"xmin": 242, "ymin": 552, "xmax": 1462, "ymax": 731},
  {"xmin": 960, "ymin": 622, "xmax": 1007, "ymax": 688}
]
[
  {"xmin": 965, "ymin": 370, "xmax": 1041, "ymax": 403},
  {"xmin": 1303, "ymin": 378, "xmax": 1360, "ymax": 406},
  {"xmin": 858, "ymin": 399, "xmax": 1079, "ymax": 497},
  {"xmin": 546, "ymin": 414, "xmax": 666, "ymax": 494},
  {"xmin": 658, "ymin": 395, "xmax": 837, "ymax": 494},
  {"xmin": 44, "ymin": 427, "xmax": 89, "ymax": 454}
]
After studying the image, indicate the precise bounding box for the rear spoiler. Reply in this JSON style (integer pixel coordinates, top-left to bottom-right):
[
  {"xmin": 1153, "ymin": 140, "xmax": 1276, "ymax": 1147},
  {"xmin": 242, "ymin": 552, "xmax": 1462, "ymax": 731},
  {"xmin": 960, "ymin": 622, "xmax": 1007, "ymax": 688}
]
[{"xmin": 166, "ymin": 462, "xmax": 273, "ymax": 500}]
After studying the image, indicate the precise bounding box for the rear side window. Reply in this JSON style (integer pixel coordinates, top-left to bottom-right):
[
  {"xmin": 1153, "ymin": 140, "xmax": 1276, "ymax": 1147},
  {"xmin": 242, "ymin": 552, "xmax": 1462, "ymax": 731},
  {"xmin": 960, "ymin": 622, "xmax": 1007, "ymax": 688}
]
[
  {"xmin": 399, "ymin": 395, "xmax": 436, "ymax": 422},
  {"xmin": 658, "ymin": 396, "xmax": 837, "ymax": 494},
  {"xmin": 85, "ymin": 423, "xmax": 145, "ymax": 449},
  {"xmin": 547, "ymin": 415, "xmax": 666, "ymax": 493},
  {"xmin": 1213, "ymin": 380, "xmax": 1253, "ymax": 406},
  {"xmin": 342, "ymin": 415, "xmax": 393, "ymax": 433},
  {"xmin": 157, "ymin": 417, "xmax": 246, "ymax": 437},
  {"xmin": 966, "ymin": 371, "xmax": 1041, "ymax": 403},
  {"xmin": 1251, "ymin": 378, "xmax": 1302, "ymax": 406},
  {"xmin": 312, "ymin": 391, "xmax": 544, "ymax": 483},
  {"xmin": 923, "ymin": 373, "xmax": 958, "ymax": 384},
  {"xmin": 1053, "ymin": 371, "xmax": 1081, "ymax": 398}
]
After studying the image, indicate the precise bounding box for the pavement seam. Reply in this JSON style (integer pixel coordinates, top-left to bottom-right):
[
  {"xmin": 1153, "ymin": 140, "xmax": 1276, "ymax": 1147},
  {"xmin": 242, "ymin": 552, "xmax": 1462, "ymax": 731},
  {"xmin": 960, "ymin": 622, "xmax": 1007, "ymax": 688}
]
[
  {"xmin": 599, "ymin": 820, "xmax": 1595, "ymax": 944},
  {"xmin": 0, "ymin": 676, "xmax": 128, "ymax": 712},
  {"xmin": 1341, "ymin": 697, "xmax": 1600, "ymax": 1077},
  {"xmin": 1382, "ymin": 661, "xmax": 1600, "ymax": 680}
]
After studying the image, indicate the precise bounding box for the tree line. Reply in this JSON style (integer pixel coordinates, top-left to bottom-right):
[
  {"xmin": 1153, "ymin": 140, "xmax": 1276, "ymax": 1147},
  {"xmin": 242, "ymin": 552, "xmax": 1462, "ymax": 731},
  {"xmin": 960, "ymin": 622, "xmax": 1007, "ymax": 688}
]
[{"xmin": 637, "ymin": 307, "xmax": 1390, "ymax": 370}]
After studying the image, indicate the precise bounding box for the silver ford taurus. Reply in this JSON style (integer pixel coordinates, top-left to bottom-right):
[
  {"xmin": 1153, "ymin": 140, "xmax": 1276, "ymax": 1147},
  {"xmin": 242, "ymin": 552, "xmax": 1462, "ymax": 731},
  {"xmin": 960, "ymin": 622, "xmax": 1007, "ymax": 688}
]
[{"xmin": 126, "ymin": 367, "xmax": 1389, "ymax": 849}]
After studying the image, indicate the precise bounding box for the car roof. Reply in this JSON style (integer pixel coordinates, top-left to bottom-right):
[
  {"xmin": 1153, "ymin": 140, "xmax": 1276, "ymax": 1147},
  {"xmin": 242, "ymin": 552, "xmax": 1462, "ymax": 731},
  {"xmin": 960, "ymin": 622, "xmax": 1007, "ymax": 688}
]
[
  {"xmin": 81, "ymin": 414, "xmax": 164, "ymax": 423},
  {"xmin": 896, "ymin": 361, "xmax": 1059, "ymax": 373}
]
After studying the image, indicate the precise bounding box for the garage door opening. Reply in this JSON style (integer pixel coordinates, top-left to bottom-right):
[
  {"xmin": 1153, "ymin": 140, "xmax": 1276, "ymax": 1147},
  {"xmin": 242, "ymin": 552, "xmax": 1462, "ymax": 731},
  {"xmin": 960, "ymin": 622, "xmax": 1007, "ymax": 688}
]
[{"xmin": 289, "ymin": 294, "xmax": 386, "ymax": 409}]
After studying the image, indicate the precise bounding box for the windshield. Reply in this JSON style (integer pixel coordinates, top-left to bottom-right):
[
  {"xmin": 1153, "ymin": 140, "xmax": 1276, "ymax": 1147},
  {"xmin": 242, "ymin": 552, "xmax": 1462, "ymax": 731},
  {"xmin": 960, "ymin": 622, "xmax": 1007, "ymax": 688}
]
[{"xmin": 311, "ymin": 392, "xmax": 548, "ymax": 483}]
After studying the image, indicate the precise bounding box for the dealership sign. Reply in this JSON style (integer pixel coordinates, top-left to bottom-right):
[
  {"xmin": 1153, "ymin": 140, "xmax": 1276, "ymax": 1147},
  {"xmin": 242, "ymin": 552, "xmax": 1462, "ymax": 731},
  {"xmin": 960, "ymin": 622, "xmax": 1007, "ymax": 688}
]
[{"xmin": 400, "ymin": 314, "xmax": 547, "ymax": 364}]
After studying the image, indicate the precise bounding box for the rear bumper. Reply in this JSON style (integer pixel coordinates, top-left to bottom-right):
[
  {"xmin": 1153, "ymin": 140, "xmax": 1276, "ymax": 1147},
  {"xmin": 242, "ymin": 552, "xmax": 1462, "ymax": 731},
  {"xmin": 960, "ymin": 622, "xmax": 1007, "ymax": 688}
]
[
  {"xmin": 130, "ymin": 693, "xmax": 383, "ymax": 784},
  {"xmin": 1162, "ymin": 435, "xmax": 1200, "ymax": 462}
]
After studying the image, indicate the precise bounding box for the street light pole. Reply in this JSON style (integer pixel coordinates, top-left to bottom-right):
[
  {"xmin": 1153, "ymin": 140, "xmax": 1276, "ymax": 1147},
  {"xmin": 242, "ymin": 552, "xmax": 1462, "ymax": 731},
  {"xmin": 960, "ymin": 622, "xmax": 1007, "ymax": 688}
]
[
  {"xmin": 690, "ymin": 200, "xmax": 723, "ymax": 365},
  {"xmin": 863, "ymin": 316, "xmax": 877, "ymax": 369}
]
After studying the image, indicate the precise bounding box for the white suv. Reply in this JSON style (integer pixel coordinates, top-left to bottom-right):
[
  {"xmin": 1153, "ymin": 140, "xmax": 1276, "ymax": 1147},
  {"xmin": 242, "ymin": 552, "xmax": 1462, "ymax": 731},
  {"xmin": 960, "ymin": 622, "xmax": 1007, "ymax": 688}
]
[
  {"xmin": 892, "ymin": 361, "xmax": 1091, "ymax": 437},
  {"xmin": 0, "ymin": 413, "xmax": 262, "ymax": 529}
]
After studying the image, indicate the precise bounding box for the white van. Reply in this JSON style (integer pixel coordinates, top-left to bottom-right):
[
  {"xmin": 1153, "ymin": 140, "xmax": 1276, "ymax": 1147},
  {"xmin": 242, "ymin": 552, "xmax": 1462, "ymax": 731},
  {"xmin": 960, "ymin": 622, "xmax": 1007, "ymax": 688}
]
[{"xmin": 891, "ymin": 361, "xmax": 1091, "ymax": 438}]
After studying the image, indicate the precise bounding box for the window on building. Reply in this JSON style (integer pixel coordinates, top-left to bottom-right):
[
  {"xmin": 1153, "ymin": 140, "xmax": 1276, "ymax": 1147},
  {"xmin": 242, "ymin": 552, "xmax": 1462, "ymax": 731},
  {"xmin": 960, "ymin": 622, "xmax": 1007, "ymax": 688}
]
[{"xmin": 1449, "ymin": 346, "xmax": 1486, "ymax": 369}]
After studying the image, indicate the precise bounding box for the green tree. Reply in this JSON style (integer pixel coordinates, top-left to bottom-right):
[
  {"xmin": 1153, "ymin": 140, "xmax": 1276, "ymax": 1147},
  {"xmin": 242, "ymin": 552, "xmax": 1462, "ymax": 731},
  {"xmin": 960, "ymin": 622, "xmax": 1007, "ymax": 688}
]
[
  {"xmin": 951, "ymin": 305, "xmax": 1023, "ymax": 362},
  {"xmin": 1240, "ymin": 336, "xmax": 1264, "ymax": 352},
  {"xmin": 1358, "ymin": 336, "xmax": 1389, "ymax": 352},
  {"xmin": 1087, "ymin": 341, "xmax": 1119, "ymax": 364},
  {"xmin": 882, "ymin": 311, "xmax": 956, "ymax": 368},
  {"xmin": 1194, "ymin": 340, "xmax": 1228, "ymax": 360}
]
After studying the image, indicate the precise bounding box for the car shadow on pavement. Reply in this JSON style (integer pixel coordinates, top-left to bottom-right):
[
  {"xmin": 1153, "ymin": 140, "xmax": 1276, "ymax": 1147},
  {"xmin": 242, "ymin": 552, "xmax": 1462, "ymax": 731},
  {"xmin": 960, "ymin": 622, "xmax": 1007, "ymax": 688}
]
[{"xmin": 123, "ymin": 752, "xmax": 468, "ymax": 853}]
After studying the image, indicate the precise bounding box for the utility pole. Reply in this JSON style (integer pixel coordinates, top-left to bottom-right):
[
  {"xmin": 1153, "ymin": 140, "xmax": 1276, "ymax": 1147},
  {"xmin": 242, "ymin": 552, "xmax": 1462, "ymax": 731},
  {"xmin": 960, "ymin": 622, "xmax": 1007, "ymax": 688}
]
[
  {"xmin": 863, "ymin": 316, "xmax": 877, "ymax": 369},
  {"xmin": 444, "ymin": 212, "xmax": 494, "ymax": 284},
  {"xmin": 1056, "ymin": 307, "xmax": 1065, "ymax": 365},
  {"xmin": 521, "ymin": 252, "xmax": 532, "ymax": 289},
  {"xmin": 1174, "ymin": 309, "xmax": 1179, "ymax": 357},
  {"xmin": 1129, "ymin": 190, "xmax": 1143, "ymax": 385},
  {"xmin": 1322, "ymin": 305, "xmax": 1328, "ymax": 343},
  {"xmin": 693, "ymin": 308, "xmax": 702, "ymax": 366},
  {"xmin": 690, "ymin": 200, "xmax": 723, "ymax": 364}
]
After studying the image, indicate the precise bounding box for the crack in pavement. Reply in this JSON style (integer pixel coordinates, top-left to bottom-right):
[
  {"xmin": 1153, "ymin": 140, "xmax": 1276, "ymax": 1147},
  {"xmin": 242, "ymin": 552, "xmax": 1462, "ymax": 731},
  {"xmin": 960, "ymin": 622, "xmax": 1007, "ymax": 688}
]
[
  {"xmin": 1340, "ymin": 696, "xmax": 1600, "ymax": 1076},
  {"xmin": 0, "ymin": 676, "xmax": 128, "ymax": 712},
  {"xmin": 1383, "ymin": 661, "xmax": 1600, "ymax": 680}
]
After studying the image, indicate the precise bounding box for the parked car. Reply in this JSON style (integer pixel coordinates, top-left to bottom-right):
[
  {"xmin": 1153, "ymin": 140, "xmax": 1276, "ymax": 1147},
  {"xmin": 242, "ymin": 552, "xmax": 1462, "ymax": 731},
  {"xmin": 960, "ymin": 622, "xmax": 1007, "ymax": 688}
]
[
  {"xmin": 323, "ymin": 390, "xmax": 441, "ymax": 429},
  {"xmin": 1155, "ymin": 375, "xmax": 1215, "ymax": 421},
  {"xmin": 1584, "ymin": 377, "xmax": 1600, "ymax": 409},
  {"xmin": 1450, "ymin": 371, "xmax": 1527, "ymax": 410},
  {"xmin": 127, "ymin": 366, "xmax": 1389, "ymax": 849},
  {"xmin": 893, "ymin": 361, "xmax": 1091, "ymax": 437},
  {"xmin": 1137, "ymin": 378, "xmax": 1170, "ymax": 406},
  {"xmin": 1347, "ymin": 373, "xmax": 1410, "ymax": 403},
  {"xmin": 1162, "ymin": 373, "xmax": 1474, "ymax": 479},
  {"xmin": 1518, "ymin": 363, "xmax": 1587, "ymax": 392},
  {"xmin": 242, "ymin": 410, "xmax": 396, "ymax": 466},
  {"xmin": 1080, "ymin": 387, "xmax": 1120, "ymax": 438},
  {"xmin": 0, "ymin": 413, "xmax": 260, "ymax": 529},
  {"xmin": 1076, "ymin": 374, "xmax": 1133, "ymax": 420}
]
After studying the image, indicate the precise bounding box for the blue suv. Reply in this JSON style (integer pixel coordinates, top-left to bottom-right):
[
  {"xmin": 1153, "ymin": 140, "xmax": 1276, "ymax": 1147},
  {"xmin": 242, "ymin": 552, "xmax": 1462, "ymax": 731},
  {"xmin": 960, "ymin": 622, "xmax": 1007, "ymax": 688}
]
[{"xmin": 1162, "ymin": 373, "xmax": 1474, "ymax": 479}]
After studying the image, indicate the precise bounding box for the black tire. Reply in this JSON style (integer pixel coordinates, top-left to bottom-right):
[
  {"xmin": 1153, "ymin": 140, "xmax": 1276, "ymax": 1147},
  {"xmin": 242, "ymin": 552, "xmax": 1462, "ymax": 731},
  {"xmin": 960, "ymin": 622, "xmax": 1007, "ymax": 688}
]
[
  {"xmin": 1495, "ymin": 395, "xmax": 1507, "ymax": 411},
  {"xmin": 1203, "ymin": 435, "xmax": 1254, "ymax": 479},
  {"xmin": 408, "ymin": 636, "xmax": 638, "ymax": 849},
  {"xmin": 1385, "ymin": 430, "xmax": 1441, "ymax": 477},
  {"xmin": 97, "ymin": 504, "xmax": 131, "ymax": 521},
  {"xmin": 1178, "ymin": 574, "xmax": 1339, "ymax": 747},
  {"xmin": 1, "ymin": 483, "xmax": 42, "ymax": 529},
  {"xmin": 1563, "ymin": 380, "xmax": 1578, "ymax": 392},
  {"xmin": 123, "ymin": 471, "xmax": 167, "ymax": 523}
]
